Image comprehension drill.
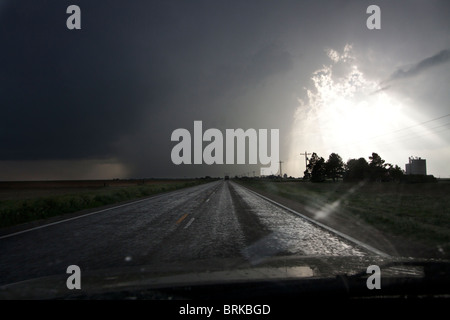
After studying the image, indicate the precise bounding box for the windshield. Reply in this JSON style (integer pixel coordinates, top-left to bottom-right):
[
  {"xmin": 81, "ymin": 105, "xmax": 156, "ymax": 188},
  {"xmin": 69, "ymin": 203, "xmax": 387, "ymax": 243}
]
[{"xmin": 0, "ymin": 0, "xmax": 449, "ymax": 312}]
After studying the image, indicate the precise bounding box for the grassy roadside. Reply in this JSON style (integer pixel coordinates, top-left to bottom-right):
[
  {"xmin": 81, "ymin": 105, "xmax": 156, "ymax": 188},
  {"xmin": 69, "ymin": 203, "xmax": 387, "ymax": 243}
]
[
  {"xmin": 235, "ymin": 179, "xmax": 450, "ymax": 256},
  {"xmin": 0, "ymin": 179, "xmax": 215, "ymax": 229}
]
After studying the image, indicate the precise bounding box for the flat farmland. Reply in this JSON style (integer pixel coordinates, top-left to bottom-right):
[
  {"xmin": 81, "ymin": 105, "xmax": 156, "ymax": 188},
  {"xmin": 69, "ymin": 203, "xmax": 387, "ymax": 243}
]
[
  {"xmin": 0, "ymin": 179, "xmax": 213, "ymax": 229},
  {"xmin": 236, "ymin": 179, "xmax": 450, "ymax": 259}
]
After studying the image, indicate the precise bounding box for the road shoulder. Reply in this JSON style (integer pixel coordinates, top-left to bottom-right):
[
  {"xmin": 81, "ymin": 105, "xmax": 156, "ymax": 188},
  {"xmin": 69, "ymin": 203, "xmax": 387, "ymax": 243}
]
[{"xmin": 235, "ymin": 181, "xmax": 445, "ymax": 259}]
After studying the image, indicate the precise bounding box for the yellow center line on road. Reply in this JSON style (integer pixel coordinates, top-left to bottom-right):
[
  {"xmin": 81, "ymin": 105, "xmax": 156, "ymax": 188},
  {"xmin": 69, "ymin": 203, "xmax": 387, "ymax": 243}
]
[{"xmin": 176, "ymin": 213, "xmax": 188, "ymax": 224}]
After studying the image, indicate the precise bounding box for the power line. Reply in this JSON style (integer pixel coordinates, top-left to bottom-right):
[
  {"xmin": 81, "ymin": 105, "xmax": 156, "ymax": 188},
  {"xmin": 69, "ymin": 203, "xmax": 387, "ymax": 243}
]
[
  {"xmin": 333, "ymin": 113, "xmax": 450, "ymax": 150},
  {"xmin": 300, "ymin": 151, "xmax": 311, "ymax": 171},
  {"xmin": 380, "ymin": 122, "xmax": 450, "ymax": 146},
  {"xmin": 366, "ymin": 113, "xmax": 450, "ymax": 141}
]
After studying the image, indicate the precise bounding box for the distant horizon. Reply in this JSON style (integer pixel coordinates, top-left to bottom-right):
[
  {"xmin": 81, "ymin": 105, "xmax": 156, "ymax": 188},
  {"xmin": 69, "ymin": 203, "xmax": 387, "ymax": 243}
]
[{"xmin": 0, "ymin": 148, "xmax": 443, "ymax": 180}]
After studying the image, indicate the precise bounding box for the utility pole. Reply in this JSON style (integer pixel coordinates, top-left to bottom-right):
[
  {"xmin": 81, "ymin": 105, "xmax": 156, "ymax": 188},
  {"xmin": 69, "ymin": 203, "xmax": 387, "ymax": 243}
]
[
  {"xmin": 300, "ymin": 151, "xmax": 311, "ymax": 173},
  {"xmin": 279, "ymin": 161, "xmax": 283, "ymax": 177}
]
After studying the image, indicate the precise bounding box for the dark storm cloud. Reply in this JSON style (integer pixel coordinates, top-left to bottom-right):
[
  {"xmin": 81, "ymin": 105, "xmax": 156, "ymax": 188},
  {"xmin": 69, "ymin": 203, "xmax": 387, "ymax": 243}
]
[
  {"xmin": 0, "ymin": 1, "xmax": 179, "ymax": 161},
  {"xmin": 113, "ymin": 42, "xmax": 295, "ymax": 178},
  {"xmin": 2, "ymin": 0, "xmax": 450, "ymax": 179},
  {"xmin": 370, "ymin": 85, "xmax": 391, "ymax": 95},
  {"xmin": 247, "ymin": 44, "xmax": 293, "ymax": 82},
  {"xmin": 383, "ymin": 49, "xmax": 450, "ymax": 84},
  {"xmin": 0, "ymin": 0, "xmax": 295, "ymax": 164}
]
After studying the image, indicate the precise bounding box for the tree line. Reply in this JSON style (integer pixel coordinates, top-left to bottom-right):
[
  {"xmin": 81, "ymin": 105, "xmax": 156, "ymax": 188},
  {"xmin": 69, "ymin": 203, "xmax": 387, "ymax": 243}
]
[{"xmin": 304, "ymin": 152, "xmax": 404, "ymax": 182}]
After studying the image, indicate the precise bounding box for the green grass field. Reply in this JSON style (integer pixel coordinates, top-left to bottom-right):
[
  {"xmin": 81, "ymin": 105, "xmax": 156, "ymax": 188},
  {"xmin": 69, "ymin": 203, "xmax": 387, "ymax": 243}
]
[
  {"xmin": 0, "ymin": 179, "xmax": 213, "ymax": 229},
  {"xmin": 237, "ymin": 179, "xmax": 450, "ymax": 253}
]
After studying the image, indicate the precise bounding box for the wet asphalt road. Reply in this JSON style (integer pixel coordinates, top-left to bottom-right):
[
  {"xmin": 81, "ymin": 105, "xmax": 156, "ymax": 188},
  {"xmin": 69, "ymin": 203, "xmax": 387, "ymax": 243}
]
[{"xmin": 0, "ymin": 180, "xmax": 368, "ymax": 285}]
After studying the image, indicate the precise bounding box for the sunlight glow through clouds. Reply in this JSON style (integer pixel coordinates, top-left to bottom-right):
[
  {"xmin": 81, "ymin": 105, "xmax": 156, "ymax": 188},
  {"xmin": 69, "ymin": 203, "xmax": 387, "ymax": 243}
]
[
  {"xmin": 288, "ymin": 45, "xmax": 412, "ymax": 177},
  {"xmin": 326, "ymin": 44, "xmax": 353, "ymax": 63}
]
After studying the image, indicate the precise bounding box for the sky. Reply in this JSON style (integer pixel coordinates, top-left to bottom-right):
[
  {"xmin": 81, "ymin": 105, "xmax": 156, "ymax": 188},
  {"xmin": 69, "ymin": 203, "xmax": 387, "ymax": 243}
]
[{"xmin": 1, "ymin": 0, "xmax": 449, "ymax": 180}]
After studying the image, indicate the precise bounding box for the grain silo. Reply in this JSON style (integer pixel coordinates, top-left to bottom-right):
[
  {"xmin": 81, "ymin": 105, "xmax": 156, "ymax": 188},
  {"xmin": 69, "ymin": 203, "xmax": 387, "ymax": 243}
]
[{"xmin": 405, "ymin": 157, "xmax": 427, "ymax": 175}]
